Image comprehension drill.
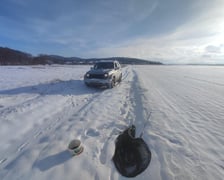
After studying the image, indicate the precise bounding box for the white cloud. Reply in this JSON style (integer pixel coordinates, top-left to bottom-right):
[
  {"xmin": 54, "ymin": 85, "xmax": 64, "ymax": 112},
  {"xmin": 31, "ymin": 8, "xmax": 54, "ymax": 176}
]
[
  {"xmin": 205, "ymin": 45, "xmax": 223, "ymax": 54},
  {"xmin": 86, "ymin": 0, "xmax": 224, "ymax": 64},
  {"xmin": 2, "ymin": 0, "xmax": 224, "ymax": 63}
]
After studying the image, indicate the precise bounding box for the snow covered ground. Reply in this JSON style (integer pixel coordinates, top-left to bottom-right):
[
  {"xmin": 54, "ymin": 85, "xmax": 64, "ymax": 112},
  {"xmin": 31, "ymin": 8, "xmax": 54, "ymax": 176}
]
[{"xmin": 0, "ymin": 65, "xmax": 223, "ymax": 180}]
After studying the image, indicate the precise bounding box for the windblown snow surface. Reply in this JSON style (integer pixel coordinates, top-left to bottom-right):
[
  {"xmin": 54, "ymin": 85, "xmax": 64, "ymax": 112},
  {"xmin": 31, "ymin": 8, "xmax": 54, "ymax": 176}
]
[{"xmin": 0, "ymin": 65, "xmax": 223, "ymax": 180}]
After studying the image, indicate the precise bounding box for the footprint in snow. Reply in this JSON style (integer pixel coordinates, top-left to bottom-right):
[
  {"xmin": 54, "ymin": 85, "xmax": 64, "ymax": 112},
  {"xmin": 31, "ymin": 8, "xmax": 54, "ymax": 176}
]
[
  {"xmin": 120, "ymin": 107, "xmax": 126, "ymax": 115},
  {"xmin": 39, "ymin": 136, "xmax": 49, "ymax": 144},
  {"xmin": 85, "ymin": 128, "xmax": 100, "ymax": 137},
  {"xmin": 168, "ymin": 138, "xmax": 183, "ymax": 146},
  {"xmin": 100, "ymin": 142, "xmax": 108, "ymax": 165}
]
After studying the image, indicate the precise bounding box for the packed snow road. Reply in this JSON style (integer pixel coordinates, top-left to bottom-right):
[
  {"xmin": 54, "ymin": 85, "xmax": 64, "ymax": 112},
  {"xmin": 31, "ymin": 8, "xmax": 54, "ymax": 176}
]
[{"xmin": 0, "ymin": 65, "xmax": 223, "ymax": 180}]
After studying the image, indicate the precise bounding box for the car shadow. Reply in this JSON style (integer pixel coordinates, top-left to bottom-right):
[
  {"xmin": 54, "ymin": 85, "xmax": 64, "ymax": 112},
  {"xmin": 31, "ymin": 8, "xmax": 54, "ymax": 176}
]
[{"xmin": 0, "ymin": 79, "xmax": 103, "ymax": 96}]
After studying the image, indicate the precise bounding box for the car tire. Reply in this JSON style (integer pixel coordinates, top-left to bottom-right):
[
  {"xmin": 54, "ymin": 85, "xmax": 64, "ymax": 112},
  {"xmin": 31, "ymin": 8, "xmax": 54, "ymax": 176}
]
[
  {"xmin": 118, "ymin": 73, "xmax": 122, "ymax": 83},
  {"xmin": 108, "ymin": 78, "xmax": 116, "ymax": 88}
]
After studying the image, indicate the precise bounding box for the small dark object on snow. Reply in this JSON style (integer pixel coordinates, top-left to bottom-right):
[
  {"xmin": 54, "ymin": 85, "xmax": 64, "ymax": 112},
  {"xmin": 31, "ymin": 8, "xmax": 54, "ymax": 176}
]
[
  {"xmin": 68, "ymin": 139, "xmax": 84, "ymax": 156},
  {"xmin": 112, "ymin": 125, "xmax": 151, "ymax": 177}
]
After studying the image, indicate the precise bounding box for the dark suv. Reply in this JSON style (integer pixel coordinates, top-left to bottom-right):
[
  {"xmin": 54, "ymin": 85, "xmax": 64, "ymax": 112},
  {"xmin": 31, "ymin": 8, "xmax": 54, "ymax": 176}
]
[{"xmin": 84, "ymin": 60, "xmax": 122, "ymax": 88}]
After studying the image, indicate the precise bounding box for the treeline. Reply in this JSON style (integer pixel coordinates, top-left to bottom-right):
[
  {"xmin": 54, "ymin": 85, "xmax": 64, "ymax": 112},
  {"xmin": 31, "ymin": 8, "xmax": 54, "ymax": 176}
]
[{"xmin": 0, "ymin": 47, "xmax": 162, "ymax": 65}]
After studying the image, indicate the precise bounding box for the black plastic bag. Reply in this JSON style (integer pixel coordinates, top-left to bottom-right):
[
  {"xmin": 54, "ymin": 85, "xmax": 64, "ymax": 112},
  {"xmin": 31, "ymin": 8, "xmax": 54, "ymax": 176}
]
[{"xmin": 112, "ymin": 125, "xmax": 151, "ymax": 177}]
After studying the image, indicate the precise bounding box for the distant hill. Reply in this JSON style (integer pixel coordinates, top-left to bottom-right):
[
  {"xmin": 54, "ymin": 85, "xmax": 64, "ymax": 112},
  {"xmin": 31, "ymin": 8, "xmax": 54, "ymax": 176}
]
[
  {"xmin": 0, "ymin": 47, "xmax": 33, "ymax": 65},
  {"xmin": 0, "ymin": 47, "xmax": 162, "ymax": 65}
]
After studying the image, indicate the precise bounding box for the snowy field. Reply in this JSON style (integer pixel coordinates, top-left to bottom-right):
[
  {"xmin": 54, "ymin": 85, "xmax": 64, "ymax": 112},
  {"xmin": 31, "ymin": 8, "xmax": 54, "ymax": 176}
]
[{"xmin": 0, "ymin": 65, "xmax": 223, "ymax": 180}]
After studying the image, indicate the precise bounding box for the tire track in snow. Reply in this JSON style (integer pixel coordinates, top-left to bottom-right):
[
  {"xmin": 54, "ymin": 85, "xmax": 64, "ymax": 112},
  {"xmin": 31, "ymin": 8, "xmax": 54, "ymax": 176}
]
[
  {"xmin": 22, "ymin": 67, "xmax": 133, "ymax": 180},
  {"xmin": 42, "ymin": 66, "xmax": 135, "ymax": 179},
  {"xmin": 1, "ymin": 66, "xmax": 152, "ymax": 180},
  {"xmin": 125, "ymin": 68, "xmax": 152, "ymax": 136},
  {"xmin": 0, "ymin": 84, "xmax": 101, "ymax": 170}
]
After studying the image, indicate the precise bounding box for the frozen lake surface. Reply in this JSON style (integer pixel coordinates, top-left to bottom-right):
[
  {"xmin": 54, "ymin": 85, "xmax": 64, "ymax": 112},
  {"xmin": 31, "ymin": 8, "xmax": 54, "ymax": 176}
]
[{"xmin": 0, "ymin": 65, "xmax": 223, "ymax": 180}]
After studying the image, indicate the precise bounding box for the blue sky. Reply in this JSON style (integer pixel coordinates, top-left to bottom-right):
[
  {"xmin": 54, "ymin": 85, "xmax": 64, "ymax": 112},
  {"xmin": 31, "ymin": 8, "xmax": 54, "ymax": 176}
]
[{"xmin": 1, "ymin": 0, "xmax": 224, "ymax": 64}]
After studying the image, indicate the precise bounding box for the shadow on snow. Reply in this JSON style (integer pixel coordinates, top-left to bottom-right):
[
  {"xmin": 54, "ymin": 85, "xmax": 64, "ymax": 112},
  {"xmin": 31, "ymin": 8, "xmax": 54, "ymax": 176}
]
[
  {"xmin": 0, "ymin": 80, "xmax": 103, "ymax": 96},
  {"xmin": 33, "ymin": 150, "xmax": 71, "ymax": 171}
]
